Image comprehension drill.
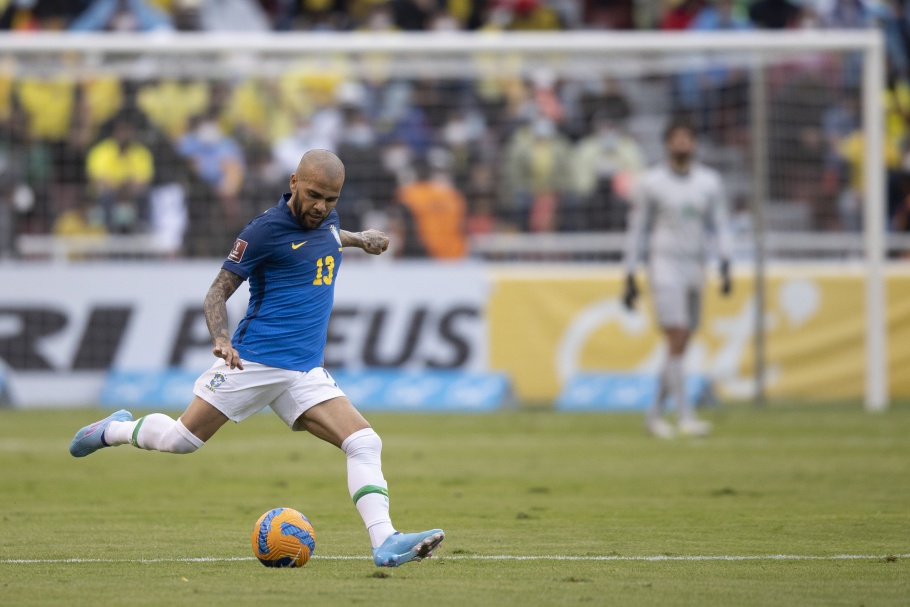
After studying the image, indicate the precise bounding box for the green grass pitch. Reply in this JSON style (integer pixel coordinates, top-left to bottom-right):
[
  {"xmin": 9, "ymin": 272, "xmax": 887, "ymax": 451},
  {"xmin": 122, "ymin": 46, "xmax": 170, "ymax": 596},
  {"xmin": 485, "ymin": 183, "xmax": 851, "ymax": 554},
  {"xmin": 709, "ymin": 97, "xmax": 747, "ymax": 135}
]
[{"xmin": 1, "ymin": 403, "xmax": 908, "ymax": 606}]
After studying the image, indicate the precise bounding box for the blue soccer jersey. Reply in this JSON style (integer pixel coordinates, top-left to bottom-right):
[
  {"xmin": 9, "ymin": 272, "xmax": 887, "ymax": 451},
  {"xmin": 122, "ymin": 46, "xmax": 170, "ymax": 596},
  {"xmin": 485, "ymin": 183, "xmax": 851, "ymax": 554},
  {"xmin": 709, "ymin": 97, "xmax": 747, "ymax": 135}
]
[{"xmin": 222, "ymin": 194, "xmax": 343, "ymax": 372}]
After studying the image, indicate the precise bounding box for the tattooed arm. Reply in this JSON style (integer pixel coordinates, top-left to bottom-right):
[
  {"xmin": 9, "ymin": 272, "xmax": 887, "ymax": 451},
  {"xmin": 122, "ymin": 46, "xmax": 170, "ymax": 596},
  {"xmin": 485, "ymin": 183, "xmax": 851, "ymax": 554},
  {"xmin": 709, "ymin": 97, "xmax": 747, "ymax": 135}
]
[
  {"xmin": 203, "ymin": 269, "xmax": 245, "ymax": 369},
  {"xmin": 339, "ymin": 229, "xmax": 390, "ymax": 255}
]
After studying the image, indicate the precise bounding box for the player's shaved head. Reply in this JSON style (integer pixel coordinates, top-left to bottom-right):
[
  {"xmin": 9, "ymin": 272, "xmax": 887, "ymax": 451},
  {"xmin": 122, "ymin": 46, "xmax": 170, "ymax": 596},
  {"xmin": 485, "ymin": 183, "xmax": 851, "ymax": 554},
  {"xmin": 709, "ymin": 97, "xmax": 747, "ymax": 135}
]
[
  {"xmin": 296, "ymin": 149, "xmax": 345, "ymax": 184},
  {"xmin": 288, "ymin": 149, "xmax": 345, "ymax": 230}
]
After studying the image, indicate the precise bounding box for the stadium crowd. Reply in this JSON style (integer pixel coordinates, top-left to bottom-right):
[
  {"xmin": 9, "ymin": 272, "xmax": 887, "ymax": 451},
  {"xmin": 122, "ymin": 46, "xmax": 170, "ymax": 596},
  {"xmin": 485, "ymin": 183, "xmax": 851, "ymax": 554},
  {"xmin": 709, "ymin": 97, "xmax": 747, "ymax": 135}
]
[{"xmin": 0, "ymin": 0, "xmax": 909, "ymax": 259}]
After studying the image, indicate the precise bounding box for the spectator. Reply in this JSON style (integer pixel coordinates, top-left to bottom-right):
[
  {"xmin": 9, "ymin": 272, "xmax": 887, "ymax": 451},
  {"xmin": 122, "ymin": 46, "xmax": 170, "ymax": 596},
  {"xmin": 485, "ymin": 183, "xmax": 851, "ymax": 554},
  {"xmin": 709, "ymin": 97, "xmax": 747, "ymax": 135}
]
[
  {"xmin": 83, "ymin": 77, "xmax": 125, "ymax": 138},
  {"xmin": 690, "ymin": 0, "xmax": 751, "ymax": 30},
  {"xmin": 0, "ymin": 0, "xmax": 91, "ymax": 30},
  {"xmin": 877, "ymin": 2, "xmax": 910, "ymax": 81},
  {"xmin": 381, "ymin": 138, "xmax": 417, "ymax": 187},
  {"xmin": 191, "ymin": 0, "xmax": 271, "ymax": 31},
  {"xmin": 465, "ymin": 161, "xmax": 499, "ymax": 236},
  {"xmin": 394, "ymin": 149, "xmax": 468, "ymax": 259},
  {"xmin": 583, "ymin": 0, "xmax": 633, "ymax": 29},
  {"xmin": 660, "ymin": 0, "xmax": 706, "ymax": 29},
  {"xmin": 480, "ymin": 0, "xmax": 562, "ymax": 30},
  {"xmin": 52, "ymin": 198, "xmax": 106, "ymax": 238},
  {"xmin": 428, "ymin": 10, "xmax": 461, "ymax": 29},
  {"xmin": 15, "ymin": 77, "xmax": 92, "ymax": 225},
  {"xmin": 748, "ymin": 0, "xmax": 801, "ymax": 29},
  {"xmin": 501, "ymin": 116, "xmax": 575, "ymax": 231},
  {"xmin": 391, "ymin": 0, "xmax": 436, "ymax": 30},
  {"xmin": 822, "ymin": 92, "xmax": 860, "ymax": 147},
  {"xmin": 769, "ymin": 73, "xmax": 834, "ymax": 228},
  {"xmin": 85, "ymin": 114, "xmax": 155, "ymax": 233},
  {"xmin": 440, "ymin": 107, "xmax": 487, "ymax": 192},
  {"xmin": 138, "ymin": 79, "xmax": 210, "ymax": 141},
  {"xmin": 547, "ymin": 0, "xmax": 582, "ymax": 28},
  {"xmin": 382, "ymin": 81, "xmax": 436, "ymax": 157},
  {"xmin": 834, "ymin": 128, "xmax": 866, "ymax": 231},
  {"xmin": 507, "ymin": 0, "xmax": 562, "ymax": 30},
  {"xmin": 818, "ymin": 0, "xmax": 872, "ymax": 29},
  {"xmin": 576, "ymin": 77, "xmax": 631, "ymax": 140},
  {"xmin": 15, "ymin": 77, "xmax": 75, "ymax": 143},
  {"xmin": 148, "ymin": 181, "xmax": 189, "ymax": 257},
  {"xmin": 170, "ymin": 0, "xmax": 199, "ymax": 28},
  {"xmin": 237, "ymin": 132, "xmax": 283, "ymax": 213},
  {"xmin": 836, "ymin": 122, "xmax": 901, "ymax": 231},
  {"xmin": 0, "ymin": 0, "xmax": 42, "ymax": 30},
  {"xmin": 679, "ymin": 0, "xmax": 751, "ymax": 139},
  {"xmin": 0, "ymin": 101, "xmax": 53, "ymax": 247},
  {"xmin": 273, "ymin": 105, "xmax": 343, "ymax": 174},
  {"xmin": 221, "ymin": 78, "xmax": 273, "ymax": 144},
  {"xmin": 359, "ymin": 2, "xmax": 396, "ymax": 30},
  {"xmin": 572, "ymin": 113, "xmax": 645, "ymax": 230},
  {"xmin": 336, "ymin": 109, "xmax": 397, "ymax": 232},
  {"xmin": 530, "ymin": 69, "xmax": 565, "ymax": 125},
  {"xmin": 70, "ymin": 0, "xmax": 173, "ymax": 31},
  {"xmin": 884, "ymin": 76, "xmax": 910, "ymax": 171},
  {"xmin": 177, "ymin": 112, "xmax": 245, "ymax": 227},
  {"xmin": 283, "ymin": 0, "xmax": 350, "ymax": 31}
]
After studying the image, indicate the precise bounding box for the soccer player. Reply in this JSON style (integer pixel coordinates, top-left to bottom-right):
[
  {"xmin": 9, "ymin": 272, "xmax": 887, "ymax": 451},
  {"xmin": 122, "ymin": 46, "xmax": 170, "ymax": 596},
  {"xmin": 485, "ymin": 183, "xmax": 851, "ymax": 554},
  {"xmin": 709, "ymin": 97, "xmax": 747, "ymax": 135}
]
[
  {"xmin": 69, "ymin": 149, "xmax": 444, "ymax": 567},
  {"xmin": 622, "ymin": 120, "xmax": 733, "ymax": 439}
]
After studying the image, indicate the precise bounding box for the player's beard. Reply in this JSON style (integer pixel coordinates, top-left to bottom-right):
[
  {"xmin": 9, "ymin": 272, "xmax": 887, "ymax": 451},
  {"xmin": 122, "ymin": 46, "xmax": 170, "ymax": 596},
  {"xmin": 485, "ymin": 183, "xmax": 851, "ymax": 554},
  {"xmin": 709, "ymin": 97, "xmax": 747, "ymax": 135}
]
[
  {"xmin": 290, "ymin": 192, "xmax": 324, "ymax": 230},
  {"xmin": 303, "ymin": 211, "xmax": 325, "ymax": 230},
  {"xmin": 670, "ymin": 151, "xmax": 692, "ymax": 172}
]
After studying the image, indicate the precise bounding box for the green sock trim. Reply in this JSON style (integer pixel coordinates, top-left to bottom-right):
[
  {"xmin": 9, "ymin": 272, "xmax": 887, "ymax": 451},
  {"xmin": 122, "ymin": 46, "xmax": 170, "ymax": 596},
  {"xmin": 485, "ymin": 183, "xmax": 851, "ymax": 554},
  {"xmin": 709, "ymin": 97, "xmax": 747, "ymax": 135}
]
[
  {"xmin": 352, "ymin": 485, "xmax": 388, "ymax": 505},
  {"xmin": 130, "ymin": 417, "xmax": 146, "ymax": 448}
]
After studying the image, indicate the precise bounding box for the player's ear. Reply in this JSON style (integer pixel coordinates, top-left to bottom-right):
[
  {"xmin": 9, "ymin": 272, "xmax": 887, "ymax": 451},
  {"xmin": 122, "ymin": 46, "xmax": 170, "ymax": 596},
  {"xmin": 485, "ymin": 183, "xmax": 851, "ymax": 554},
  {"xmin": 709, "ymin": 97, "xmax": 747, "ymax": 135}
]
[{"xmin": 289, "ymin": 172, "xmax": 297, "ymax": 193}]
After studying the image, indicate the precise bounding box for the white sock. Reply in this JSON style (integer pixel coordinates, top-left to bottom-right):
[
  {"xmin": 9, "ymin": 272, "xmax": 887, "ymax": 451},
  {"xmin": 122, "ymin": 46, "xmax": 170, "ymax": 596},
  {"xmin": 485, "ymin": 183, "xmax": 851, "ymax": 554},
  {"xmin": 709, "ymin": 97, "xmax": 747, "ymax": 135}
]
[
  {"xmin": 666, "ymin": 356, "xmax": 693, "ymax": 422},
  {"xmin": 103, "ymin": 420, "xmax": 136, "ymax": 446},
  {"xmin": 648, "ymin": 364, "xmax": 669, "ymax": 423},
  {"xmin": 104, "ymin": 414, "xmax": 203, "ymax": 454},
  {"xmin": 341, "ymin": 428, "xmax": 396, "ymax": 548}
]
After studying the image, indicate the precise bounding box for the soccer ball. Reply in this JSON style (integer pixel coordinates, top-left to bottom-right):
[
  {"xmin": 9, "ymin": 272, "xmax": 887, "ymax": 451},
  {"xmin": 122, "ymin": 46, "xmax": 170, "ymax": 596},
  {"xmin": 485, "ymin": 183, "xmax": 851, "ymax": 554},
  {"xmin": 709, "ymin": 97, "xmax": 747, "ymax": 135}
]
[{"xmin": 251, "ymin": 507, "xmax": 316, "ymax": 568}]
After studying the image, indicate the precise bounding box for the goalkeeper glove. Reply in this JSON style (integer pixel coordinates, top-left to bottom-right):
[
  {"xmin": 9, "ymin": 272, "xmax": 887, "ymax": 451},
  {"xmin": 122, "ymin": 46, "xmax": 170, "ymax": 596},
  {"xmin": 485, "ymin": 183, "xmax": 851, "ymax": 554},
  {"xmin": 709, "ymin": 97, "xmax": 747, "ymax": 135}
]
[
  {"xmin": 622, "ymin": 273, "xmax": 639, "ymax": 310},
  {"xmin": 720, "ymin": 260, "xmax": 732, "ymax": 296}
]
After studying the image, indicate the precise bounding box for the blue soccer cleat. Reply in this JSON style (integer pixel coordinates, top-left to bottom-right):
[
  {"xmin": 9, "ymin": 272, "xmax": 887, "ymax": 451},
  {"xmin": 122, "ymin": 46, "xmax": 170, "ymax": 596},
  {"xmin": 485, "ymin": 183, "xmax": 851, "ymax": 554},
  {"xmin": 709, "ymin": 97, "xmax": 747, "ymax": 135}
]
[
  {"xmin": 372, "ymin": 529, "xmax": 445, "ymax": 567},
  {"xmin": 69, "ymin": 409, "xmax": 132, "ymax": 458}
]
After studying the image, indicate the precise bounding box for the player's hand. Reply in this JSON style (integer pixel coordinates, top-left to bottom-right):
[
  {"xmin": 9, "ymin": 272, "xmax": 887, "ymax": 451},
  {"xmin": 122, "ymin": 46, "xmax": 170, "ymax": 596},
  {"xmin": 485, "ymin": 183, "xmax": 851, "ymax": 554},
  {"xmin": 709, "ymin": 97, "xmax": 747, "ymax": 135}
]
[
  {"xmin": 213, "ymin": 341, "xmax": 244, "ymax": 370},
  {"xmin": 622, "ymin": 273, "xmax": 639, "ymax": 311},
  {"xmin": 720, "ymin": 260, "xmax": 732, "ymax": 296},
  {"xmin": 359, "ymin": 229, "xmax": 390, "ymax": 255}
]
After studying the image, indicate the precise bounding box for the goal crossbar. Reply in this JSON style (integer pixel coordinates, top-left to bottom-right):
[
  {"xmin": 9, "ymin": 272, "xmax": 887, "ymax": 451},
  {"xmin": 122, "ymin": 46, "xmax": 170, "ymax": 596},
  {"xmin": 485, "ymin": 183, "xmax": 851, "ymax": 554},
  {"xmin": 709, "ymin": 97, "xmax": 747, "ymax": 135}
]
[{"xmin": 0, "ymin": 31, "xmax": 884, "ymax": 54}]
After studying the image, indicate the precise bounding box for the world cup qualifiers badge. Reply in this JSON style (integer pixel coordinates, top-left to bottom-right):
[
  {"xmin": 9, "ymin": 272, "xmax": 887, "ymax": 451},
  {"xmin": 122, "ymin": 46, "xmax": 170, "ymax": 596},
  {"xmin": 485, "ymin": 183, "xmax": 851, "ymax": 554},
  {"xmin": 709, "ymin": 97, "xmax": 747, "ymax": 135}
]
[{"xmin": 207, "ymin": 373, "xmax": 227, "ymax": 391}]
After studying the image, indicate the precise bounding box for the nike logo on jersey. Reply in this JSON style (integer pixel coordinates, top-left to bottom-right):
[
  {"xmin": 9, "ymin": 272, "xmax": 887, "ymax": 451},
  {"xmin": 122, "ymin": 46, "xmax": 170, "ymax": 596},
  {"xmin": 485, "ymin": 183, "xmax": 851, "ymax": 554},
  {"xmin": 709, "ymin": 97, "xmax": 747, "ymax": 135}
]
[{"xmin": 291, "ymin": 241, "xmax": 307, "ymax": 249}]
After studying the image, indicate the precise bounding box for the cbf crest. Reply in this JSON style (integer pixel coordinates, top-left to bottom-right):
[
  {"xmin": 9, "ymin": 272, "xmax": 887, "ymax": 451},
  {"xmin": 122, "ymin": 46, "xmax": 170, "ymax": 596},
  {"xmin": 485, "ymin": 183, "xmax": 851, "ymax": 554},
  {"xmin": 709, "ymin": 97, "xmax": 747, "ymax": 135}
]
[
  {"xmin": 330, "ymin": 225, "xmax": 342, "ymax": 246},
  {"xmin": 207, "ymin": 372, "xmax": 227, "ymax": 392}
]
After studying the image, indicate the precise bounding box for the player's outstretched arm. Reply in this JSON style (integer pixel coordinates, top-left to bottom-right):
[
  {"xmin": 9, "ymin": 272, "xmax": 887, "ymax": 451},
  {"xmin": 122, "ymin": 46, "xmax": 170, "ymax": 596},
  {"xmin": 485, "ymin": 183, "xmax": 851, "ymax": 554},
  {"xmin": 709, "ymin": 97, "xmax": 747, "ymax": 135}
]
[
  {"xmin": 204, "ymin": 269, "xmax": 245, "ymax": 369},
  {"xmin": 340, "ymin": 229, "xmax": 390, "ymax": 255}
]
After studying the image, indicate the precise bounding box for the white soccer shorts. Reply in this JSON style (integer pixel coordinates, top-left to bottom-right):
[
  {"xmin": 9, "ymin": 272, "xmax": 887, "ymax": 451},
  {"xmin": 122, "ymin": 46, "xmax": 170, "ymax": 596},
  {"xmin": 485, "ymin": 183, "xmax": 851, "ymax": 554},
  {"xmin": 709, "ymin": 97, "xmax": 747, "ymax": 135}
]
[
  {"xmin": 650, "ymin": 284, "xmax": 703, "ymax": 331},
  {"xmin": 193, "ymin": 359, "xmax": 346, "ymax": 430}
]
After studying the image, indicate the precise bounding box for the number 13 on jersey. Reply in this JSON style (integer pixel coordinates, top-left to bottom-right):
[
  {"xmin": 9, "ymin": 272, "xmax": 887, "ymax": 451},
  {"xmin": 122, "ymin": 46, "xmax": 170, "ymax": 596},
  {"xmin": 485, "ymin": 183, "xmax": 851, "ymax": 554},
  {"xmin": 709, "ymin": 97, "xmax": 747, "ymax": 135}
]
[{"xmin": 312, "ymin": 256, "xmax": 335, "ymax": 285}]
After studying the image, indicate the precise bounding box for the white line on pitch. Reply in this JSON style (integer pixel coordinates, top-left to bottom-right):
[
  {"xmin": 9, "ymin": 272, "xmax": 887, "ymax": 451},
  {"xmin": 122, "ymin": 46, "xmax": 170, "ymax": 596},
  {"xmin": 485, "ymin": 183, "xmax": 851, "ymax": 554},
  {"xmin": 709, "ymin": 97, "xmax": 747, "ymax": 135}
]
[{"xmin": 1, "ymin": 554, "xmax": 906, "ymax": 564}]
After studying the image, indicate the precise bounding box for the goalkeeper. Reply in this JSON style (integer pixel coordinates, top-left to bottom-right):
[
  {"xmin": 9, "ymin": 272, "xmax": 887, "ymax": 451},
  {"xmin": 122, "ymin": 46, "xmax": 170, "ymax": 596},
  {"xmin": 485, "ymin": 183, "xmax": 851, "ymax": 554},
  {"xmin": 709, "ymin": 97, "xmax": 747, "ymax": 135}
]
[{"xmin": 622, "ymin": 119, "xmax": 733, "ymax": 438}]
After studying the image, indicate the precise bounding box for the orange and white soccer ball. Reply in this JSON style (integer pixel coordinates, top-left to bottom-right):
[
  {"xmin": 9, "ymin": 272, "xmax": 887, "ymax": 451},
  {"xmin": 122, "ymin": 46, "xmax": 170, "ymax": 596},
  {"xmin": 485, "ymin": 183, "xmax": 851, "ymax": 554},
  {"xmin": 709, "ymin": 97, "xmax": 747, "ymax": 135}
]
[{"xmin": 251, "ymin": 507, "xmax": 316, "ymax": 568}]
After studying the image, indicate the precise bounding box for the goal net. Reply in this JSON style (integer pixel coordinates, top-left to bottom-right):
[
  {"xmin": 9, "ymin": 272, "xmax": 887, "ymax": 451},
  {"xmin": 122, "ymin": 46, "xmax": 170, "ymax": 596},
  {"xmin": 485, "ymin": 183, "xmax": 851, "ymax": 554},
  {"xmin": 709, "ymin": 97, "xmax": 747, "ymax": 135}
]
[{"xmin": 0, "ymin": 32, "xmax": 889, "ymax": 409}]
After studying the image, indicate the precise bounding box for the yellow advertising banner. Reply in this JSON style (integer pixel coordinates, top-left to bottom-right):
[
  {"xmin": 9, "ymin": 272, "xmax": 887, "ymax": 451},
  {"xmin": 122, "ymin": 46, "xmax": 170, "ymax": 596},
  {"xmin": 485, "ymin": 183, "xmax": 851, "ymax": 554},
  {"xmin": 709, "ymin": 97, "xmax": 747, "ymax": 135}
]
[{"xmin": 487, "ymin": 266, "xmax": 910, "ymax": 402}]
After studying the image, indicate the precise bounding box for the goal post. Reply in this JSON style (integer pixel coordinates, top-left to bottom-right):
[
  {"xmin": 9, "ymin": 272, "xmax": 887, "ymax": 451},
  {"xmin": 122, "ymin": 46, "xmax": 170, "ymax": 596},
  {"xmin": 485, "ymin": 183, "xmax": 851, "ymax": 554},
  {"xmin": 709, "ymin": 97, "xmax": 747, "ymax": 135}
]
[
  {"xmin": 0, "ymin": 30, "xmax": 888, "ymax": 409},
  {"xmin": 862, "ymin": 38, "xmax": 887, "ymax": 412}
]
